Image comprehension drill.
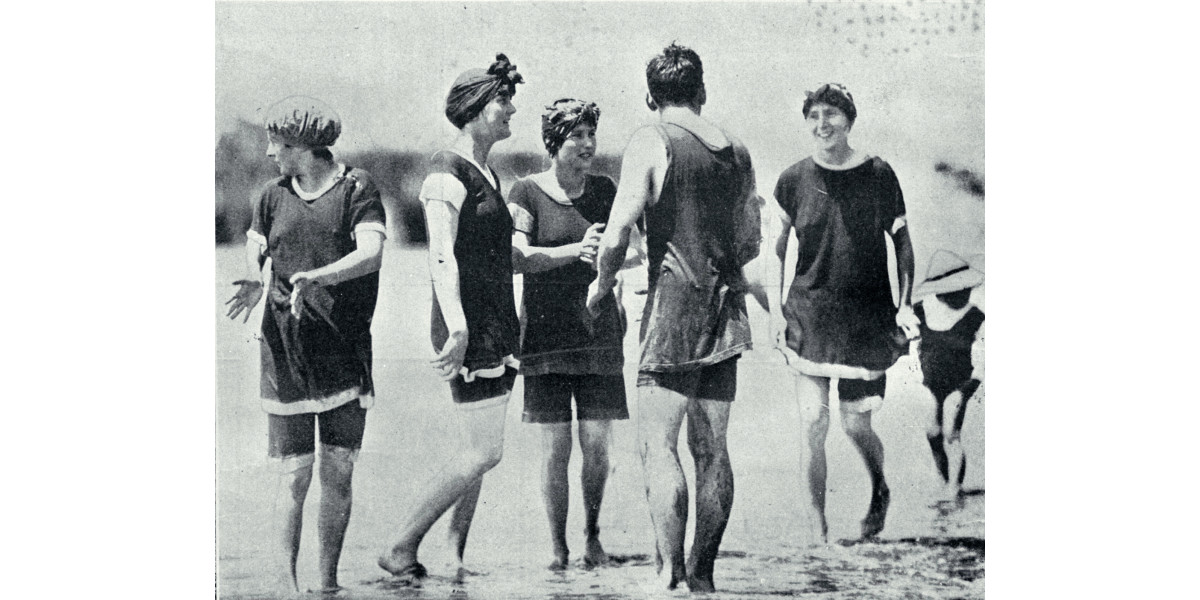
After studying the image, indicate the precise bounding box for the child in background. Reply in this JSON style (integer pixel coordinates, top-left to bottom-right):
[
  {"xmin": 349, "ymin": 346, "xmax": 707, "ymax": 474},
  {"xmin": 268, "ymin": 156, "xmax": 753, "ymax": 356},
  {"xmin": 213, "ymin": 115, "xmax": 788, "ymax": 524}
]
[{"xmin": 913, "ymin": 250, "xmax": 985, "ymax": 501}]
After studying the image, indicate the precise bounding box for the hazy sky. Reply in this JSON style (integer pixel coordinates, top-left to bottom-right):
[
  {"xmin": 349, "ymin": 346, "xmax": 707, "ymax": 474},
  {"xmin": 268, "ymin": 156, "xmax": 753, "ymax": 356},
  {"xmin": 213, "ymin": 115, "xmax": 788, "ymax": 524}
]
[{"xmin": 216, "ymin": 0, "xmax": 984, "ymax": 188}]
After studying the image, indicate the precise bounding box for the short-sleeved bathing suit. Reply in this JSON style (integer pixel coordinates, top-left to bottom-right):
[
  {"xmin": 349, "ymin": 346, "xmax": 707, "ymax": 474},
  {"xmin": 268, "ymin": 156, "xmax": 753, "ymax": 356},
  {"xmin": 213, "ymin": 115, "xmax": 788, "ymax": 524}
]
[
  {"xmin": 509, "ymin": 174, "xmax": 628, "ymax": 423},
  {"xmin": 637, "ymin": 123, "xmax": 756, "ymax": 401},
  {"xmin": 915, "ymin": 302, "xmax": 984, "ymax": 401},
  {"xmin": 422, "ymin": 150, "xmax": 521, "ymax": 405},
  {"xmin": 773, "ymin": 156, "xmax": 908, "ymax": 394},
  {"xmin": 247, "ymin": 164, "xmax": 386, "ymax": 465}
]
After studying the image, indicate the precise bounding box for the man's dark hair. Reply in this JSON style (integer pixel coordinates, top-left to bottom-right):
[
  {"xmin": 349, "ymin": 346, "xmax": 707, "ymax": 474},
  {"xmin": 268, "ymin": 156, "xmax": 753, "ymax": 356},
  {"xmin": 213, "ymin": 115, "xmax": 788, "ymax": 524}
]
[{"xmin": 646, "ymin": 43, "xmax": 704, "ymax": 107}]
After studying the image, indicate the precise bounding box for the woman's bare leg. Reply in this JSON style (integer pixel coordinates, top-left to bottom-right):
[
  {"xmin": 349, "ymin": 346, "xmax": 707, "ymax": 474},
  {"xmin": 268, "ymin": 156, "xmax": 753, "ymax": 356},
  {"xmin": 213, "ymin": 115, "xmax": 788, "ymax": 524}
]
[
  {"xmin": 272, "ymin": 463, "xmax": 313, "ymax": 593},
  {"xmin": 539, "ymin": 422, "xmax": 573, "ymax": 569},
  {"xmin": 578, "ymin": 419, "xmax": 613, "ymax": 566},
  {"xmin": 379, "ymin": 398, "xmax": 508, "ymax": 578},
  {"xmin": 796, "ymin": 374, "xmax": 831, "ymax": 545},
  {"xmin": 317, "ymin": 448, "xmax": 355, "ymax": 591}
]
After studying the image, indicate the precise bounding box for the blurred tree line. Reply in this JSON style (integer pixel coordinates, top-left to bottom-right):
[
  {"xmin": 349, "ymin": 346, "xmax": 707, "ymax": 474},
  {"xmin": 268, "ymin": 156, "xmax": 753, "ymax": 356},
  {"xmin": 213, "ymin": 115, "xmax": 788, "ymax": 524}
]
[{"xmin": 216, "ymin": 118, "xmax": 622, "ymax": 246}]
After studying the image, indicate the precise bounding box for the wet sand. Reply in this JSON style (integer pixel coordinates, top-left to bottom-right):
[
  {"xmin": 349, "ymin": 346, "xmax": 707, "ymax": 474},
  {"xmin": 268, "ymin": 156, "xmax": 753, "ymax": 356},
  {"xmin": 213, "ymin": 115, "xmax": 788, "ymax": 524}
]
[{"xmin": 217, "ymin": 245, "xmax": 984, "ymax": 599}]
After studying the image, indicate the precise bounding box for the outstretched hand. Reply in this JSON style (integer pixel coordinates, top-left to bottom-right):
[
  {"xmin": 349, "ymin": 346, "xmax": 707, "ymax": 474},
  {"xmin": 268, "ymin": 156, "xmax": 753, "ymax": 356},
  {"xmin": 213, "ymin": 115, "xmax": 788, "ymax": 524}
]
[
  {"xmin": 431, "ymin": 330, "xmax": 469, "ymax": 381},
  {"xmin": 226, "ymin": 280, "xmax": 264, "ymax": 323},
  {"xmin": 578, "ymin": 222, "xmax": 605, "ymax": 266}
]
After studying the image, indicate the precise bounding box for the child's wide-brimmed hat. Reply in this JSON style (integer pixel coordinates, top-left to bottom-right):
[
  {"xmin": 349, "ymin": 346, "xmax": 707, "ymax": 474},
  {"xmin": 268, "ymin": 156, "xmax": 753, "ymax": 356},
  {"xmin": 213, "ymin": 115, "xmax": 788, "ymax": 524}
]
[{"xmin": 915, "ymin": 250, "xmax": 983, "ymax": 298}]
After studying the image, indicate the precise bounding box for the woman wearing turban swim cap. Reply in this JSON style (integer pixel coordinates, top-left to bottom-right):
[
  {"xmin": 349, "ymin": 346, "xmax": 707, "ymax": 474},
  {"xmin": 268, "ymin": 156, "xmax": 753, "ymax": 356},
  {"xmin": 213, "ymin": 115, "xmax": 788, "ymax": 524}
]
[
  {"xmin": 380, "ymin": 54, "xmax": 527, "ymax": 584},
  {"xmin": 506, "ymin": 98, "xmax": 639, "ymax": 570},
  {"xmin": 444, "ymin": 53, "xmax": 525, "ymax": 129},
  {"xmin": 767, "ymin": 83, "xmax": 919, "ymax": 542},
  {"xmin": 228, "ymin": 95, "xmax": 386, "ymax": 594}
]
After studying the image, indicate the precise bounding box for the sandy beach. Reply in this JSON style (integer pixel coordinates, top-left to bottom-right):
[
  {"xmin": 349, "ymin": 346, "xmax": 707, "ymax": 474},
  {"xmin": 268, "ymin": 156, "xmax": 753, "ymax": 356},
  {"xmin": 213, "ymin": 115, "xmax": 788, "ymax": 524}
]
[{"xmin": 217, "ymin": 243, "xmax": 984, "ymax": 599}]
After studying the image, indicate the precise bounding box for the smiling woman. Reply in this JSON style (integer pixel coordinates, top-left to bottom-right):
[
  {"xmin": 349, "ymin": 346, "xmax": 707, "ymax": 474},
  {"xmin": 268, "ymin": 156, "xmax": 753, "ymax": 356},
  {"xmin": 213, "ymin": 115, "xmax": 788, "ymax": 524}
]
[
  {"xmin": 767, "ymin": 82, "xmax": 919, "ymax": 545},
  {"xmin": 378, "ymin": 53, "xmax": 527, "ymax": 586},
  {"xmin": 506, "ymin": 98, "xmax": 639, "ymax": 571}
]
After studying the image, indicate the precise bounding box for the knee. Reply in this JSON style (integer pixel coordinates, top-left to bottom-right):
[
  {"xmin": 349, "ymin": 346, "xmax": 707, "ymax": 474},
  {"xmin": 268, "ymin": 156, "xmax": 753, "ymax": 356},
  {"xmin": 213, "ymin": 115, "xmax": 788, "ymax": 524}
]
[
  {"xmin": 546, "ymin": 440, "xmax": 573, "ymax": 465},
  {"xmin": 686, "ymin": 433, "xmax": 727, "ymax": 467},
  {"xmin": 479, "ymin": 446, "xmax": 504, "ymax": 472},
  {"xmin": 320, "ymin": 447, "xmax": 356, "ymax": 495},
  {"xmin": 462, "ymin": 445, "xmax": 503, "ymax": 476},
  {"xmin": 638, "ymin": 436, "xmax": 675, "ymax": 466},
  {"xmin": 839, "ymin": 413, "xmax": 873, "ymax": 438},
  {"xmin": 581, "ymin": 440, "xmax": 609, "ymax": 468},
  {"xmin": 281, "ymin": 466, "xmax": 314, "ymax": 500},
  {"xmin": 799, "ymin": 401, "xmax": 830, "ymax": 439}
]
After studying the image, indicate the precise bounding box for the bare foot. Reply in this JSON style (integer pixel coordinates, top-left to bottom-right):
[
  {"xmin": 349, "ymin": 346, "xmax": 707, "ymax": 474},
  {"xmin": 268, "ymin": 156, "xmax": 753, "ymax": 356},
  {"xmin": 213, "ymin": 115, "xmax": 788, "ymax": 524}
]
[
  {"xmin": 583, "ymin": 537, "xmax": 609, "ymax": 568},
  {"xmin": 377, "ymin": 552, "xmax": 427, "ymax": 586},
  {"xmin": 943, "ymin": 482, "xmax": 963, "ymax": 501},
  {"xmin": 547, "ymin": 555, "xmax": 569, "ymax": 571},
  {"xmin": 452, "ymin": 564, "xmax": 485, "ymax": 584},
  {"xmin": 652, "ymin": 564, "xmax": 686, "ymax": 591},
  {"xmin": 860, "ymin": 483, "xmax": 891, "ymax": 539},
  {"xmin": 806, "ymin": 512, "xmax": 829, "ymax": 546},
  {"xmin": 686, "ymin": 573, "xmax": 716, "ymax": 593},
  {"xmin": 271, "ymin": 572, "xmax": 300, "ymax": 597}
]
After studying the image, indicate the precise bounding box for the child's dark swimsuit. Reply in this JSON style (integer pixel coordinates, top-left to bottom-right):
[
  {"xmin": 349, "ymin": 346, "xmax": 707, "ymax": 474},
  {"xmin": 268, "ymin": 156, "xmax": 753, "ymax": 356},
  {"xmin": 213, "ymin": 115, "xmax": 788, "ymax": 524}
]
[{"xmin": 915, "ymin": 303, "xmax": 984, "ymax": 401}]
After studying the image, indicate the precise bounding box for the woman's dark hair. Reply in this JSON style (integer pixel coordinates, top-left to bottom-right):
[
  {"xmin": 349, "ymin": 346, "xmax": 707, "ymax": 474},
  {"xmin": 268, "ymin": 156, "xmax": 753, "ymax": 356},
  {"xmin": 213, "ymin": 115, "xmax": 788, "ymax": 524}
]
[
  {"xmin": 646, "ymin": 43, "xmax": 704, "ymax": 107},
  {"xmin": 802, "ymin": 83, "xmax": 857, "ymax": 125},
  {"xmin": 312, "ymin": 147, "xmax": 334, "ymax": 161}
]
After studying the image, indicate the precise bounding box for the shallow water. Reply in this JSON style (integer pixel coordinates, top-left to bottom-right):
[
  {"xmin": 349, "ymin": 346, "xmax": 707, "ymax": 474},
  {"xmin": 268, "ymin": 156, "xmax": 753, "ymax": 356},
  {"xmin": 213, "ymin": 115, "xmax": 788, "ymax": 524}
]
[{"xmin": 217, "ymin": 245, "xmax": 984, "ymax": 599}]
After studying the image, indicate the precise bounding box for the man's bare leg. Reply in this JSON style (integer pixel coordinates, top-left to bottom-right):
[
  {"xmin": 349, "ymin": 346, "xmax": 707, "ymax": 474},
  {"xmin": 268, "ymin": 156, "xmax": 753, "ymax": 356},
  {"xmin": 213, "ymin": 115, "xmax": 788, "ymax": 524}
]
[
  {"xmin": 578, "ymin": 419, "xmax": 613, "ymax": 567},
  {"xmin": 539, "ymin": 422, "xmax": 573, "ymax": 570},
  {"xmin": 796, "ymin": 374, "xmax": 831, "ymax": 545},
  {"xmin": 448, "ymin": 474, "xmax": 484, "ymax": 581},
  {"xmin": 684, "ymin": 399, "xmax": 733, "ymax": 593},
  {"xmin": 273, "ymin": 462, "xmax": 313, "ymax": 594},
  {"xmin": 840, "ymin": 407, "xmax": 889, "ymax": 539},
  {"xmin": 317, "ymin": 447, "xmax": 355, "ymax": 592},
  {"xmin": 637, "ymin": 385, "xmax": 689, "ymax": 590},
  {"xmin": 379, "ymin": 399, "xmax": 508, "ymax": 580}
]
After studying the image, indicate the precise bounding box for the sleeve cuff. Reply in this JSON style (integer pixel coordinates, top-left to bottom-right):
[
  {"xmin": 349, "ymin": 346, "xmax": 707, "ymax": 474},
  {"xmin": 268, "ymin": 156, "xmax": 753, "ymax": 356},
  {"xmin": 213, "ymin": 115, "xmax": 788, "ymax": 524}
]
[
  {"xmin": 351, "ymin": 221, "xmax": 387, "ymax": 241},
  {"xmin": 890, "ymin": 215, "xmax": 908, "ymax": 234},
  {"xmin": 419, "ymin": 172, "xmax": 467, "ymax": 212},
  {"xmin": 246, "ymin": 230, "xmax": 267, "ymax": 247},
  {"xmin": 508, "ymin": 204, "xmax": 535, "ymax": 235}
]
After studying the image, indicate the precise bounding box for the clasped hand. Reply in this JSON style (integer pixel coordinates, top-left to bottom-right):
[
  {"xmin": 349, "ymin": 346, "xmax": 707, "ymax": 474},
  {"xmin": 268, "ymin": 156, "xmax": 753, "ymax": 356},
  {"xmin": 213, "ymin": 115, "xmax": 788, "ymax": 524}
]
[
  {"xmin": 577, "ymin": 222, "xmax": 605, "ymax": 266},
  {"xmin": 895, "ymin": 304, "xmax": 920, "ymax": 340},
  {"xmin": 288, "ymin": 272, "xmax": 323, "ymax": 318}
]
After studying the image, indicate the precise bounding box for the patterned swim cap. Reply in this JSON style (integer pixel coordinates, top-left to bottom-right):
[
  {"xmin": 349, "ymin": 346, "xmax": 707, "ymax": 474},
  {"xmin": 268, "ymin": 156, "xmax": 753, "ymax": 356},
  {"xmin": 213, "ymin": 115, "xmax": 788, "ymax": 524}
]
[
  {"xmin": 541, "ymin": 99, "xmax": 600, "ymax": 157},
  {"xmin": 263, "ymin": 96, "xmax": 342, "ymax": 147}
]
